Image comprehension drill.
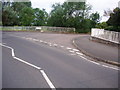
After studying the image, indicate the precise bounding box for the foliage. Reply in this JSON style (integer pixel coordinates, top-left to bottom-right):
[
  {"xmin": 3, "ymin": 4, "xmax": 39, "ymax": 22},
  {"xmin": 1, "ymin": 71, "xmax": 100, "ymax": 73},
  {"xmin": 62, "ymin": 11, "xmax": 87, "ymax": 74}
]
[
  {"xmin": 106, "ymin": 7, "xmax": 120, "ymax": 32},
  {"xmin": 2, "ymin": 1, "xmax": 101, "ymax": 33},
  {"xmin": 47, "ymin": 2, "xmax": 99, "ymax": 33},
  {"xmin": 96, "ymin": 22, "xmax": 108, "ymax": 29},
  {"xmin": 2, "ymin": 1, "xmax": 48, "ymax": 26}
]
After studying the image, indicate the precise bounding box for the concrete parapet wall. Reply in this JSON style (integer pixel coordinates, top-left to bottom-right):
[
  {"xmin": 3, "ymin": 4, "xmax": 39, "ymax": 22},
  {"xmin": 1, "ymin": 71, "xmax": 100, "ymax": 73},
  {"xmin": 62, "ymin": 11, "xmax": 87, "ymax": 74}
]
[
  {"xmin": 91, "ymin": 28, "xmax": 120, "ymax": 44},
  {"xmin": 40, "ymin": 26, "xmax": 75, "ymax": 33}
]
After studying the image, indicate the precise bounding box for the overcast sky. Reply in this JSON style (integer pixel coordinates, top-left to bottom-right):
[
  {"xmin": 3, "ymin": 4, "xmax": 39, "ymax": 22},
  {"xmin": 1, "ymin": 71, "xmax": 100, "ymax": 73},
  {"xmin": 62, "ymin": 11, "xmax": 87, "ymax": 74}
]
[{"xmin": 31, "ymin": 0, "xmax": 120, "ymax": 22}]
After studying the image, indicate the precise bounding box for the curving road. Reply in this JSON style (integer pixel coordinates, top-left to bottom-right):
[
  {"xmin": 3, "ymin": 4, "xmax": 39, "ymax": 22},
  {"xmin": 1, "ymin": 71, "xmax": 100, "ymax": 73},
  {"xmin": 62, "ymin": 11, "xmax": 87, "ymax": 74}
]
[{"xmin": 2, "ymin": 32, "xmax": 119, "ymax": 88}]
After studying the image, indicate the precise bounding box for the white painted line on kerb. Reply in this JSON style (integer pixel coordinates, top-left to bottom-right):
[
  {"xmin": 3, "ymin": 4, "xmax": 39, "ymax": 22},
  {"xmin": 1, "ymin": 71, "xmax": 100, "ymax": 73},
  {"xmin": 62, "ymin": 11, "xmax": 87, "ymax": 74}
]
[{"xmin": 0, "ymin": 43, "xmax": 56, "ymax": 89}]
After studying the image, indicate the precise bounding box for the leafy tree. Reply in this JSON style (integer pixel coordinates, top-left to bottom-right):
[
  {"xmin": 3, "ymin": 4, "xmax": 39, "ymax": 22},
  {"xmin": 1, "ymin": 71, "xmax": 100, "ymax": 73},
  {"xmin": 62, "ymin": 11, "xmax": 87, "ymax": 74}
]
[
  {"xmin": 48, "ymin": 2, "xmax": 93, "ymax": 33},
  {"xmin": 107, "ymin": 7, "xmax": 120, "ymax": 27},
  {"xmin": 33, "ymin": 8, "xmax": 48, "ymax": 26},
  {"xmin": 19, "ymin": 7, "xmax": 34, "ymax": 26},
  {"xmin": 2, "ymin": 5, "xmax": 18, "ymax": 26},
  {"xmin": 96, "ymin": 22, "xmax": 108, "ymax": 29}
]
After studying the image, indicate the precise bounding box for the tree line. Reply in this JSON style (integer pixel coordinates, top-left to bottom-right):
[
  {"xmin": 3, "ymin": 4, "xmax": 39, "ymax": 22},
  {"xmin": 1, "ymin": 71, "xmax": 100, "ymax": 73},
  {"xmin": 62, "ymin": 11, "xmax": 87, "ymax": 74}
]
[{"xmin": 2, "ymin": 0, "xmax": 119, "ymax": 33}]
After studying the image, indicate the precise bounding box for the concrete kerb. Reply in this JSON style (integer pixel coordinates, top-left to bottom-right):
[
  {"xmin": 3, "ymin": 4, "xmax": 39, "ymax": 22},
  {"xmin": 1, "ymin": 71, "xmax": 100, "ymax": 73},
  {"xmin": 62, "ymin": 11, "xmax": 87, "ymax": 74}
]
[{"xmin": 72, "ymin": 38, "xmax": 120, "ymax": 67}]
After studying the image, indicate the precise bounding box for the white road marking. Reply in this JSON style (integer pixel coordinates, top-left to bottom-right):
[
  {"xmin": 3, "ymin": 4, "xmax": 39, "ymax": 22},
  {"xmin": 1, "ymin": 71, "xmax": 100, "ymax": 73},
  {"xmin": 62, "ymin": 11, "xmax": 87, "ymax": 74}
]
[
  {"xmin": 69, "ymin": 50, "xmax": 75, "ymax": 53},
  {"xmin": 39, "ymin": 40, "xmax": 43, "ymax": 42},
  {"xmin": 72, "ymin": 49, "xmax": 79, "ymax": 52},
  {"xmin": 60, "ymin": 46, "xmax": 64, "ymax": 48},
  {"xmin": 102, "ymin": 65, "xmax": 119, "ymax": 70},
  {"xmin": 1, "ymin": 43, "xmax": 56, "ymax": 89},
  {"xmin": 53, "ymin": 44, "xmax": 58, "ymax": 47},
  {"xmin": 88, "ymin": 60, "xmax": 100, "ymax": 65},
  {"xmin": 76, "ymin": 52, "xmax": 83, "ymax": 55},
  {"xmin": 79, "ymin": 55, "xmax": 88, "ymax": 60},
  {"xmin": 40, "ymin": 70, "xmax": 56, "ymax": 89},
  {"xmin": 13, "ymin": 56, "xmax": 41, "ymax": 70},
  {"xmin": 66, "ymin": 47, "xmax": 72, "ymax": 50},
  {"xmin": 11, "ymin": 49, "xmax": 15, "ymax": 57}
]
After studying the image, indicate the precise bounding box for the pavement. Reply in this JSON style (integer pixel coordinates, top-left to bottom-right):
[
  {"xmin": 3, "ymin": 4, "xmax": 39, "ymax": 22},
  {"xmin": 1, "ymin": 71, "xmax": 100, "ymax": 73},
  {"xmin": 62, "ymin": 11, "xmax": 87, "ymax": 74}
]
[
  {"xmin": 2, "ymin": 32, "xmax": 119, "ymax": 88},
  {"xmin": 73, "ymin": 35, "xmax": 120, "ymax": 66}
]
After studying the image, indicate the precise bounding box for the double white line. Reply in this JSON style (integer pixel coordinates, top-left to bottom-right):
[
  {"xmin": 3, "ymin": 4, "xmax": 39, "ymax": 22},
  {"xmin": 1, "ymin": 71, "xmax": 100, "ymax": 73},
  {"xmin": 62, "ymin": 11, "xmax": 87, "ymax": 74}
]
[{"xmin": 0, "ymin": 43, "xmax": 56, "ymax": 89}]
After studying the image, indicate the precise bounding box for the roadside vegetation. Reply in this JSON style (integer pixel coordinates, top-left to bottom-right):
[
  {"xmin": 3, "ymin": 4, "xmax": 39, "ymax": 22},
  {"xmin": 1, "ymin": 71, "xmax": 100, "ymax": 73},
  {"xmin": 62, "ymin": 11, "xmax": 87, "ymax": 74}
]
[
  {"xmin": 1, "ymin": 0, "xmax": 120, "ymax": 33},
  {"xmin": 96, "ymin": 7, "xmax": 120, "ymax": 32}
]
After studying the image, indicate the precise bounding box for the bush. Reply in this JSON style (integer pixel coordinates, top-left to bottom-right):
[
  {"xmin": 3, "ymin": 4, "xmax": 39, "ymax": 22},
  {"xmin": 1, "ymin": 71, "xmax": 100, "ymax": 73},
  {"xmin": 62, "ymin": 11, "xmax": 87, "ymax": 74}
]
[
  {"xmin": 105, "ymin": 26, "xmax": 120, "ymax": 32},
  {"xmin": 96, "ymin": 22, "xmax": 108, "ymax": 29},
  {"xmin": 75, "ymin": 29, "xmax": 90, "ymax": 33}
]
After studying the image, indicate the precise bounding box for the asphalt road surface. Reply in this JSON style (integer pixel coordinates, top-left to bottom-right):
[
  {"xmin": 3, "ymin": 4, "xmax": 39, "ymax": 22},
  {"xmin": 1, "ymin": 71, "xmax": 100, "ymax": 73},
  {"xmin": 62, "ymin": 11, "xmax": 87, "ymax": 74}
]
[{"xmin": 2, "ymin": 32, "xmax": 119, "ymax": 88}]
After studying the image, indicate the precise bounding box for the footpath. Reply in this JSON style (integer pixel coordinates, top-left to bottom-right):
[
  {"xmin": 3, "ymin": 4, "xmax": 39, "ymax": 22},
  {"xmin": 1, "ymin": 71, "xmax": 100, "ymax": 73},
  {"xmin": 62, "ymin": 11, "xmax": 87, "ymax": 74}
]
[{"xmin": 73, "ymin": 35, "xmax": 120, "ymax": 66}]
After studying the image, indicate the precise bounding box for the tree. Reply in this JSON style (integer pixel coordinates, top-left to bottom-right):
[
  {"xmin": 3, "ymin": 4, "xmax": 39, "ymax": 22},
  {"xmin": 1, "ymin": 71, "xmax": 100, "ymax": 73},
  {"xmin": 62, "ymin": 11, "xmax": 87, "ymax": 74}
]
[
  {"xmin": 2, "ymin": 1, "xmax": 32, "ymax": 26},
  {"xmin": 19, "ymin": 7, "xmax": 34, "ymax": 26},
  {"xmin": 33, "ymin": 8, "xmax": 48, "ymax": 26},
  {"xmin": 107, "ymin": 7, "xmax": 120, "ymax": 26},
  {"xmin": 106, "ymin": 7, "xmax": 120, "ymax": 32},
  {"xmin": 96, "ymin": 22, "xmax": 108, "ymax": 29},
  {"xmin": 47, "ymin": 2, "xmax": 93, "ymax": 33}
]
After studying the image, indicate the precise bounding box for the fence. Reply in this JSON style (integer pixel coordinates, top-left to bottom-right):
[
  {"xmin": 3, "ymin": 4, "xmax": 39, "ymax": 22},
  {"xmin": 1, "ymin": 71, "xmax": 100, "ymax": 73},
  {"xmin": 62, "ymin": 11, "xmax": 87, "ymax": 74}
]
[
  {"xmin": 40, "ymin": 26, "xmax": 75, "ymax": 33},
  {"xmin": 1, "ymin": 26, "xmax": 76, "ymax": 33},
  {"xmin": 1, "ymin": 26, "xmax": 36, "ymax": 31},
  {"xmin": 91, "ymin": 28, "xmax": 120, "ymax": 44}
]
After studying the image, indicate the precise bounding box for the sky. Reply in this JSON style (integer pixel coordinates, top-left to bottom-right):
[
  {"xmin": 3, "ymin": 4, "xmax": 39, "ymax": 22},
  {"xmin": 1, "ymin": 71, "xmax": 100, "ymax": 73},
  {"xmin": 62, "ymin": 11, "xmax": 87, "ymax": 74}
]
[{"xmin": 31, "ymin": 0, "xmax": 120, "ymax": 22}]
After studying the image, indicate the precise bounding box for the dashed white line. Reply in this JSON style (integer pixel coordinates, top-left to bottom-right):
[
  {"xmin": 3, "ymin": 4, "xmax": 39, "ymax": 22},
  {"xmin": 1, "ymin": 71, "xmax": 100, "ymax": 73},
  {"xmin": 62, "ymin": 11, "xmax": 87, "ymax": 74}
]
[
  {"xmin": 88, "ymin": 60, "xmax": 100, "ymax": 65},
  {"xmin": 72, "ymin": 49, "xmax": 79, "ymax": 52},
  {"xmin": 39, "ymin": 40, "xmax": 43, "ymax": 42},
  {"xmin": 60, "ymin": 46, "xmax": 64, "ymax": 48},
  {"xmin": 53, "ymin": 44, "xmax": 58, "ymax": 47},
  {"xmin": 76, "ymin": 52, "xmax": 83, "ymax": 55},
  {"xmin": 69, "ymin": 50, "xmax": 75, "ymax": 53},
  {"xmin": 66, "ymin": 47, "xmax": 72, "ymax": 50}
]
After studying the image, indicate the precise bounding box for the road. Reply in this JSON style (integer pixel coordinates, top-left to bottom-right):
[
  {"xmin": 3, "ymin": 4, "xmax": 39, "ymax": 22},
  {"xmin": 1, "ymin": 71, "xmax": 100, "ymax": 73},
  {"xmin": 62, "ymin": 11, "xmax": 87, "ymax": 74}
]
[{"xmin": 2, "ymin": 32, "xmax": 119, "ymax": 88}]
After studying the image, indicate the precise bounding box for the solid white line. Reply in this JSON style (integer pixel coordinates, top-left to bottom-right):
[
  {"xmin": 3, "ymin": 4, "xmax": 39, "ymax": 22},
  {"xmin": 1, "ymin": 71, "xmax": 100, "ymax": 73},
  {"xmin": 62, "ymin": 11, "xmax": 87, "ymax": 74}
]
[
  {"xmin": 11, "ymin": 49, "xmax": 15, "ymax": 57},
  {"xmin": 40, "ymin": 70, "xmax": 56, "ymax": 89},
  {"xmin": 13, "ymin": 56, "xmax": 41, "ymax": 70},
  {"xmin": 79, "ymin": 55, "xmax": 100, "ymax": 65},
  {"xmin": 102, "ymin": 65, "xmax": 119, "ymax": 70},
  {"xmin": 1, "ymin": 43, "xmax": 56, "ymax": 88}
]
